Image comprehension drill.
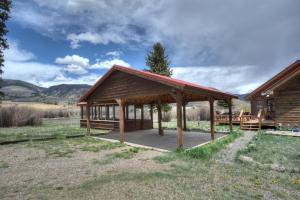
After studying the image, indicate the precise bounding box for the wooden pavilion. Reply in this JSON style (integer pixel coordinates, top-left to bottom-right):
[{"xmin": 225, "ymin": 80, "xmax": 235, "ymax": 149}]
[{"xmin": 78, "ymin": 65, "xmax": 237, "ymax": 148}]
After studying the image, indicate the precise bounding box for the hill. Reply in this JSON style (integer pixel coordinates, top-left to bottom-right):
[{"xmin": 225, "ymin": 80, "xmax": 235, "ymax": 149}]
[{"xmin": 0, "ymin": 79, "xmax": 91, "ymax": 103}]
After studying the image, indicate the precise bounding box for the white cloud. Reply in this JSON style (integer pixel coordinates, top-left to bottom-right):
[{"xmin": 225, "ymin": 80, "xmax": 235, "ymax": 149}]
[
  {"xmin": 55, "ymin": 54, "xmax": 90, "ymax": 75},
  {"xmin": 4, "ymin": 41, "xmax": 35, "ymax": 62},
  {"xmin": 172, "ymin": 66, "xmax": 270, "ymax": 94},
  {"xmin": 55, "ymin": 54, "xmax": 89, "ymax": 67},
  {"xmin": 106, "ymin": 51, "xmax": 122, "ymax": 58},
  {"xmin": 90, "ymin": 58, "xmax": 130, "ymax": 69},
  {"xmin": 3, "ymin": 60, "xmax": 61, "ymax": 85},
  {"xmin": 67, "ymin": 32, "xmax": 127, "ymax": 49}
]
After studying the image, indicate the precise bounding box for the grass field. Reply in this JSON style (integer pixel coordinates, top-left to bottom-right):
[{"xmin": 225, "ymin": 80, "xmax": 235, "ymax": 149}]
[
  {"xmin": 0, "ymin": 118, "xmax": 107, "ymax": 142},
  {"xmin": 238, "ymin": 133, "xmax": 300, "ymax": 170},
  {"xmin": 0, "ymin": 118, "xmax": 299, "ymax": 199}
]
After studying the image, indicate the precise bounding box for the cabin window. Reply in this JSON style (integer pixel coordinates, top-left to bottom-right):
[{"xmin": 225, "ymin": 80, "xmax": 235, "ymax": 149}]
[
  {"xmin": 108, "ymin": 106, "xmax": 114, "ymax": 119},
  {"xmin": 256, "ymin": 100, "xmax": 263, "ymax": 112},
  {"xmin": 267, "ymin": 99, "xmax": 274, "ymax": 112}
]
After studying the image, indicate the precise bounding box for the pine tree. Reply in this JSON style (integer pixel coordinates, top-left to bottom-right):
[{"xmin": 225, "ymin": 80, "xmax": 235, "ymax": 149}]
[
  {"xmin": 0, "ymin": 0, "xmax": 12, "ymax": 100},
  {"xmin": 146, "ymin": 43, "xmax": 172, "ymax": 116},
  {"xmin": 146, "ymin": 42, "xmax": 172, "ymax": 76}
]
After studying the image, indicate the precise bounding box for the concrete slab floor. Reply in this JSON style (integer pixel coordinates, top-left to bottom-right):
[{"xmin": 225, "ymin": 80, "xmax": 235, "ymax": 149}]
[{"xmin": 97, "ymin": 129, "xmax": 226, "ymax": 151}]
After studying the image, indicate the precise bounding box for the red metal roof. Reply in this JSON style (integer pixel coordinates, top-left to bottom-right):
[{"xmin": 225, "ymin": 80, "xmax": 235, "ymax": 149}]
[
  {"xmin": 246, "ymin": 60, "xmax": 300, "ymax": 100},
  {"xmin": 80, "ymin": 65, "xmax": 237, "ymax": 102}
]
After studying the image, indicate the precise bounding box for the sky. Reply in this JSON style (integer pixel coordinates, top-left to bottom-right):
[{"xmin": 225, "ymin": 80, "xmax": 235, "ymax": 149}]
[{"xmin": 2, "ymin": 0, "xmax": 300, "ymax": 94}]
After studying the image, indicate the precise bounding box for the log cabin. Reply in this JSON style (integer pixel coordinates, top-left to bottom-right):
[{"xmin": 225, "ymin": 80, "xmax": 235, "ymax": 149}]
[
  {"xmin": 245, "ymin": 60, "xmax": 300, "ymax": 129},
  {"xmin": 78, "ymin": 65, "xmax": 237, "ymax": 148}
]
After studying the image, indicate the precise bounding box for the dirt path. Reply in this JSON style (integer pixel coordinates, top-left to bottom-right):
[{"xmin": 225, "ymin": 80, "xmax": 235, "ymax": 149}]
[{"xmin": 216, "ymin": 131, "xmax": 256, "ymax": 164}]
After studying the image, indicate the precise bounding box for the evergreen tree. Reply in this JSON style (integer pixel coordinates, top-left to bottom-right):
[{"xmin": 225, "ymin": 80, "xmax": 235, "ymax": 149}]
[
  {"xmin": 146, "ymin": 42, "xmax": 172, "ymax": 76},
  {"xmin": 146, "ymin": 43, "xmax": 172, "ymax": 116},
  {"xmin": 0, "ymin": 0, "xmax": 12, "ymax": 100}
]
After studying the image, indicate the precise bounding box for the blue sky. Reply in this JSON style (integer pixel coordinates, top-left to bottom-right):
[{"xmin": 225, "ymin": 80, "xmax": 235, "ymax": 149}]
[{"xmin": 3, "ymin": 0, "xmax": 300, "ymax": 94}]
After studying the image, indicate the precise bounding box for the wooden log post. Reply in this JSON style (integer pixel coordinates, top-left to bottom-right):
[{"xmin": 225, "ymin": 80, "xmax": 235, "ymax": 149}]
[
  {"xmin": 80, "ymin": 106, "xmax": 83, "ymax": 119},
  {"xmin": 134, "ymin": 105, "xmax": 136, "ymax": 129},
  {"xmin": 141, "ymin": 105, "xmax": 144, "ymax": 130},
  {"xmin": 86, "ymin": 104, "xmax": 91, "ymax": 136},
  {"xmin": 116, "ymin": 99, "xmax": 125, "ymax": 143},
  {"xmin": 126, "ymin": 105, "xmax": 129, "ymax": 120},
  {"xmin": 113, "ymin": 105, "xmax": 116, "ymax": 120},
  {"xmin": 171, "ymin": 91, "xmax": 183, "ymax": 148},
  {"xmin": 209, "ymin": 98, "xmax": 215, "ymax": 140},
  {"xmin": 150, "ymin": 104, "xmax": 153, "ymax": 128},
  {"xmin": 228, "ymin": 99, "xmax": 233, "ymax": 133},
  {"xmin": 157, "ymin": 99, "xmax": 164, "ymax": 136},
  {"xmin": 183, "ymin": 101, "xmax": 187, "ymax": 131},
  {"xmin": 98, "ymin": 106, "xmax": 100, "ymax": 120}
]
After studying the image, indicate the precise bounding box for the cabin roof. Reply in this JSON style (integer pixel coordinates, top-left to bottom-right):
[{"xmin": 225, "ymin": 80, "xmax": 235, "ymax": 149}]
[
  {"xmin": 79, "ymin": 65, "xmax": 237, "ymax": 102},
  {"xmin": 245, "ymin": 60, "xmax": 300, "ymax": 100}
]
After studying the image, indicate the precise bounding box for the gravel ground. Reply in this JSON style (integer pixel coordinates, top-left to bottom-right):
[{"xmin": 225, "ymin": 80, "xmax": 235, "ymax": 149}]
[
  {"xmin": 216, "ymin": 131, "xmax": 256, "ymax": 164},
  {"xmin": 0, "ymin": 142, "xmax": 172, "ymax": 193}
]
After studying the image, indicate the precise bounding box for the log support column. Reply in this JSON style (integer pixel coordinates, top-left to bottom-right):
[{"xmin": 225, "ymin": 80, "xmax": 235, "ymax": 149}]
[
  {"xmin": 183, "ymin": 101, "xmax": 187, "ymax": 131},
  {"xmin": 86, "ymin": 103, "xmax": 91, "ymax": 136},
  {"xmin": 150, "ymin": 104, "xmax": 153, "ymax": 129},
  {"xmin": 157, "ymin": 99, "xmax": 164, "ymax": 136},
  {"xmin": 141, "ymin": 105, "xmax": 144, "ymax": 130},
  {"xmin": 116, "ymin": 99, "xmax": 125, "ymax": 143},
  {"xmin": 228, "ymin": 99, "xmax": 233, "ymax": 133},
  {"xmin": 209, "ymin": 98, "xmax": 215, "ymax": 140},
  {"xmin": 80, "ymin": 106, "xmax": 83, "ymax": 119},
  {"xmin": 171, "ymin": 91, "xmax": 183, "ymax": 148}
]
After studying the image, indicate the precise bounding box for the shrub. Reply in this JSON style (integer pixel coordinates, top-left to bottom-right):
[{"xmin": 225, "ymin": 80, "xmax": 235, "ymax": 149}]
[{"xmin": 0, "ymin": 106, "xmax": 42, "ymax": 127}]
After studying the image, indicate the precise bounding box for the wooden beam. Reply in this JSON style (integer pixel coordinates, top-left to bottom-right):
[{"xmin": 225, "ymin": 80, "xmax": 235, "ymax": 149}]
[
  {"xmin": 157, "ymin": 99, "xmax": 164, "ymax": 135},
  {"xmin": 86, "ymin": 104, "xmax": 91, "ymax": 136},
  {"xmin": 116, "ymin": 99, "xmax": 125, "ymax": 143},
  {"xmin": 228, "ymin": 99, "xmax": 233, "ymax": 133},
  {"xmin": 209, "ymin": 98, "xmax": 215, "ymax": 140},
  {"xmin": 183, "ymin": 101, "xmax": 187, "ymax": 131}
]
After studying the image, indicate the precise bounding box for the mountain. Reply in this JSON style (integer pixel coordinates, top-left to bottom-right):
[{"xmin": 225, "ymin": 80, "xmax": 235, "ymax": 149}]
[
  {"xmin": 235, "ymin": 93, "xmax": 250, "ymax": 100},
  {"xmin": 0, "ymin": 79, "xmax": 91, "ymax": 103}
]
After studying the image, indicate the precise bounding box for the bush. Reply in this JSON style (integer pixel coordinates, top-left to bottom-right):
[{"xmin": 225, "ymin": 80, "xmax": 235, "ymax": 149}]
[
  {"xmin": 0, "ymin": 106, "xmax": 42, "ymax": 127},
  {"xmin": 42, "ymin": 110, "xmax": 69, "ymax": 118}
]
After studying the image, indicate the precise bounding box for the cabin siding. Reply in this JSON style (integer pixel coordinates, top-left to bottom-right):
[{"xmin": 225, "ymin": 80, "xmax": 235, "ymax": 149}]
[
  {"xmin": 274, "ymin": 74, "xmax": 300, "ymax": 126},
  {"xmin": 89, "ymin": 71, "xmax": 172, "ymax": 102}
]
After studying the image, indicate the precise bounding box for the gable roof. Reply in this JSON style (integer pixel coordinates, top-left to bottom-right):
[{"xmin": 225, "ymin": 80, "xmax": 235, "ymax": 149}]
[
  {"xmin": 79, "ymin": 65, "xmax": 237, "ymax": 102},
  {"xmin": 245, "ymin": 60, "xmax": 300, "ymax": 100}
]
